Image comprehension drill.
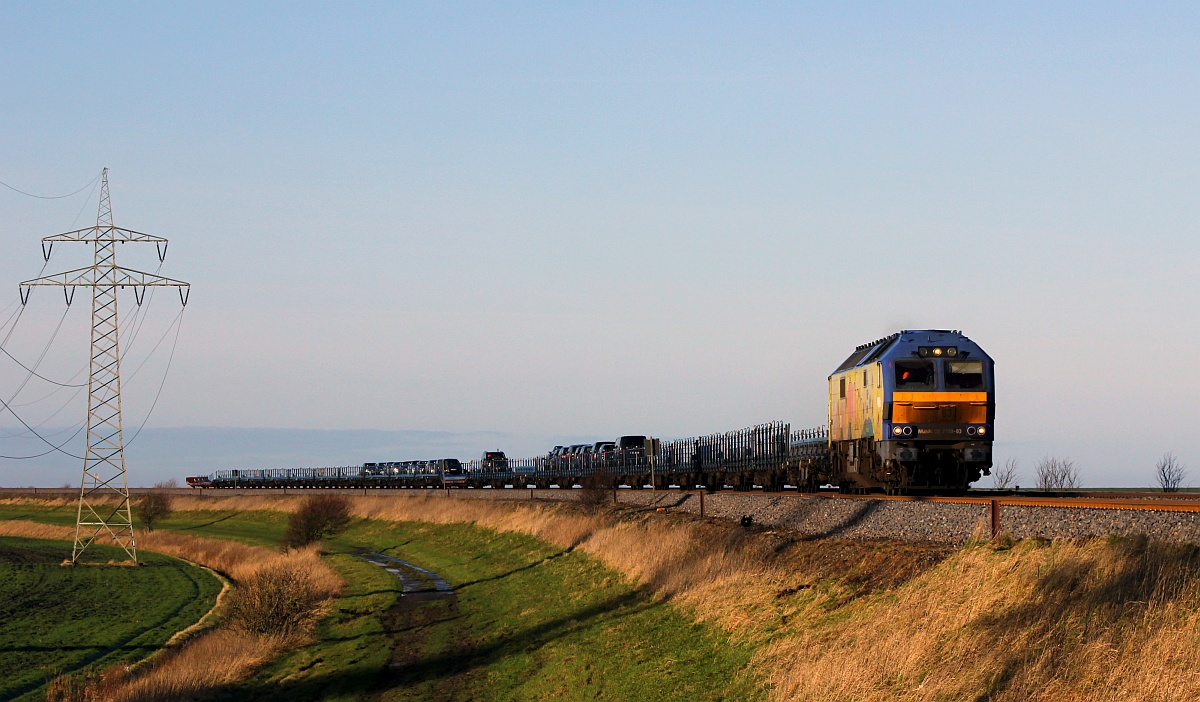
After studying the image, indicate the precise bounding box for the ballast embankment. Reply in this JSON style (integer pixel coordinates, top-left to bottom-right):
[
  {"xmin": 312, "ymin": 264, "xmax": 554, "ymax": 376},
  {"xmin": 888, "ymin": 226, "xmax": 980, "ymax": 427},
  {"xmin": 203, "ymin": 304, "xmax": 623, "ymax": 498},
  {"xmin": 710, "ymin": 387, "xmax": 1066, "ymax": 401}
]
[{"xmin": 11, "ymin": 486, "xmax": 1199, "ymax": 544}]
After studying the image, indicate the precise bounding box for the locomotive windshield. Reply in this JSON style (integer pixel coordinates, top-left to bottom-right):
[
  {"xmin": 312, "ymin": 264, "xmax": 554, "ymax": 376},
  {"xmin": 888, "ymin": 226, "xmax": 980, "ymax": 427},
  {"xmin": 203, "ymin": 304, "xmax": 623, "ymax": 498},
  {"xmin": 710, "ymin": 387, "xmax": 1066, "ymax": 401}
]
[
  {"xmin": 944, "ymin": 360, "xmax": 985, "ymax": 390},
  {"xmin": 894, "ymin": 360, "xmax": 934, "ymax": 389}
]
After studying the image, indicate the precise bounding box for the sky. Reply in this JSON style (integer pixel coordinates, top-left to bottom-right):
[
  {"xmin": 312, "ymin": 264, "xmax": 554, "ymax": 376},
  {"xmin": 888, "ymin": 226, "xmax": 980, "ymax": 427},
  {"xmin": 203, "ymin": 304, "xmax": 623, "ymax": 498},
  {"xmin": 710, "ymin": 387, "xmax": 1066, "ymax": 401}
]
[{"xmin": 1, "ymin": 3, "xmax": 1198, "ymax": 487}]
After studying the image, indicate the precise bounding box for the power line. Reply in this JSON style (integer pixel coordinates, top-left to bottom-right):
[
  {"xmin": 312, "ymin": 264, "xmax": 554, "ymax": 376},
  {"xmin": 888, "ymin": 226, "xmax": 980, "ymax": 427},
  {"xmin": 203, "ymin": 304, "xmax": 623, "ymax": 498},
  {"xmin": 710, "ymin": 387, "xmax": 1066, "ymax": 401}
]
[
  {"xmin": 124, "ymin": 306, "xmax": 184, "ymax": 385},
  {"xmin": 0, "ymin": 288, "xmax": 168, "ymax": 444},
  {"xmin": 0, "ymin": 170, "xmax": 101, "ymax": 200},
  {"xmin": 0, "ymin": 307, "xmax": 79, "ymax": 440},
  {"xmin": 0, "ymin": 308, "xmax": 86, "ymax": 388},
  {"xmin": 0, "ymin": 310, "xmax": 184, "ymax": 454},
  {"xmin": 66, "ymin": 175, "xmax": 104, "ymax": 230},
  {"xmin": 2, "ymin": 307, "xmax": 77, "ymax": 408},
  {"xmin": 3, "ymin": 287, "xmax": 158, "ymax": 396},
  {"xmin": 125, "ymin": 308, "xmax": 186, "ymax": 447},
  {"xmin": 0, "ymin": 392, "xmax": 86, "ymax": 460},
  {"xmin": 0, "ymin": 423, "xmax": 86, "ymax": 460}
]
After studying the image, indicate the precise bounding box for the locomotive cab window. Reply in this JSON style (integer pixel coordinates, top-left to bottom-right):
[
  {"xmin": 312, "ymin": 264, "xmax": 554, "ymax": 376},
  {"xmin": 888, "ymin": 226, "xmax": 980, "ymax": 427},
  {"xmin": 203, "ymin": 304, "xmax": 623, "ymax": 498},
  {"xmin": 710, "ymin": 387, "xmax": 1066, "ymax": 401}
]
[
  {"xmin": 944, "ymin": 360, "xmax": 985, "ymax": 390},
  {"xmin": 894, "ymin": 361, "xmax": 934, "ymax": 389}
]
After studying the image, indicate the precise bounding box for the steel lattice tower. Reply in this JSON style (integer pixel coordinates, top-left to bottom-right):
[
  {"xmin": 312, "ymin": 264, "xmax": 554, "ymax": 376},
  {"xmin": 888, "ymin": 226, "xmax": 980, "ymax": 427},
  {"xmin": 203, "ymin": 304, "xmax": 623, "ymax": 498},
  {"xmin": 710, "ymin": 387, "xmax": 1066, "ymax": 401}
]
[{"xmin": 20, "ymin": 169, "xmax": 190, "ymax": 563}]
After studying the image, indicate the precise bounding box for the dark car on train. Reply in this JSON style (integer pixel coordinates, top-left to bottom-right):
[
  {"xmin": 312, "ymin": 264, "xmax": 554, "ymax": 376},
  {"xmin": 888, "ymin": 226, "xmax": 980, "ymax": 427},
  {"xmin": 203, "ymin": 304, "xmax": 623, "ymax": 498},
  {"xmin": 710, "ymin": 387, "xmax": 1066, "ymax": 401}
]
[{"xmin": 481, "ymin": 451, "xmax": 508, "ymax": 469}]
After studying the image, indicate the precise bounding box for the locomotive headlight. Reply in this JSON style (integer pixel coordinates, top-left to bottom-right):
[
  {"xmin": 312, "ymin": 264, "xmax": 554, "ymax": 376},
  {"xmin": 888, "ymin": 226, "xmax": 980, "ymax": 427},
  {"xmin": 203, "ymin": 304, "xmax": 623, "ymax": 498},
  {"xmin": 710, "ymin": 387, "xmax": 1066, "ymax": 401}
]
[
  {"xmin": 946, "ymin": 347, "xmax": 958, "ymax": 357},
  {"xmin": 893, "ymin": 426, "xmax": 903, "ymax": 436},
  {"xmin": 978, "ymin": 426, "xmax": 988, "ymax": 436},
  {"xmin": 932, "ymin": 347, "xmax": 943, "ymax": 356}
]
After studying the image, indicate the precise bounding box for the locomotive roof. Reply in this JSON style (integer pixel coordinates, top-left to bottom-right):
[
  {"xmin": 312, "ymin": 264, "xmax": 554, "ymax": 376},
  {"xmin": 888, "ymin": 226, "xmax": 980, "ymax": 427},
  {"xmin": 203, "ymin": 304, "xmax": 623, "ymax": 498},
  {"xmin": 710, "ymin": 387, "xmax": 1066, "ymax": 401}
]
[{"xmin": 832, "ymin": 329, "xmax": 989, "ymax": 374}]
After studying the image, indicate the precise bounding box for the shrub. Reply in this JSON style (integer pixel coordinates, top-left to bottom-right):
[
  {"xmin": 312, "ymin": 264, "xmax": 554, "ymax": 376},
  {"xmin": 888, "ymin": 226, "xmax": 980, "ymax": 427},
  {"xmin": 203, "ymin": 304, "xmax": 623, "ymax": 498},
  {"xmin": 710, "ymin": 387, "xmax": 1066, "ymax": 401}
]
[
  {"xmin": 281, "ymin": 494, "xmax": 351, "ymax": 550},
  {"xmin": 577, "ymin": 472, "xmax": 613, "ymax": 512},
  {"xmin": 223, "ymin": 559, "xmax": 330, "ymax": 639},
  {"xmin": 136, "ymin": 493, "xmax": 173, "ymax": 532}
]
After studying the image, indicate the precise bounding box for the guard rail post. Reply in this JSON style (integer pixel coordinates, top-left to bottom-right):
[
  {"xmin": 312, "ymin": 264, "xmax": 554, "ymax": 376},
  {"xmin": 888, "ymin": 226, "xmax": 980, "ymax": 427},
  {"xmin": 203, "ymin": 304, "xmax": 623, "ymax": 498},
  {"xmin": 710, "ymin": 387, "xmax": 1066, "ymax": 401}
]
[{"xmin": 990, "ymin": 499, "xmax": 1001, "ymax": 540}]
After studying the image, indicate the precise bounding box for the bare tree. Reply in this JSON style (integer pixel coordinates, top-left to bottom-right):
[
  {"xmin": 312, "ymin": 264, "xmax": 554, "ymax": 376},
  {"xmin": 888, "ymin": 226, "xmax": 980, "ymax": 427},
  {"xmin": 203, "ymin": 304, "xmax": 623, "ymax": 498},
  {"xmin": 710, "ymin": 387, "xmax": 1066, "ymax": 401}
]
[
  {"xmin": 1156, "ymin": 452, "xmax": 1187, "ymax": 493},
  {"xmin": 1035, "ymin": 457, "xmax": 1080, "ymax": 490},
  {"xmin": 992, "ymin": 458, "xmax": 1019, "ymax": 490}
]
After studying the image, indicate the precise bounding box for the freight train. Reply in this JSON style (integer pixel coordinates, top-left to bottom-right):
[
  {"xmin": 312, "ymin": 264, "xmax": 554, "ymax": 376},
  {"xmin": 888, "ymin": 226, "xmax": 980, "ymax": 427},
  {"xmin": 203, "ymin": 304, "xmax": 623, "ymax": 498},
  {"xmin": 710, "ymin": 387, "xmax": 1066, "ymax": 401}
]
[{"xmin": 186, "ymin": 330, "xmax": 993, "ymax": 494}]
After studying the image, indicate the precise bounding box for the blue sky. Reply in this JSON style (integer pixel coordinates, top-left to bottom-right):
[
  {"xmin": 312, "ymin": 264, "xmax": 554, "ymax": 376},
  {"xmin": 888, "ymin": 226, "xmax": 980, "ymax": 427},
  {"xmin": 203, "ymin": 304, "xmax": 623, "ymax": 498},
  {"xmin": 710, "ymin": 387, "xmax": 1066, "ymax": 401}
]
[{"xmin": 1, "ymin": 3, "xmax": 1198, "ymax": 486}]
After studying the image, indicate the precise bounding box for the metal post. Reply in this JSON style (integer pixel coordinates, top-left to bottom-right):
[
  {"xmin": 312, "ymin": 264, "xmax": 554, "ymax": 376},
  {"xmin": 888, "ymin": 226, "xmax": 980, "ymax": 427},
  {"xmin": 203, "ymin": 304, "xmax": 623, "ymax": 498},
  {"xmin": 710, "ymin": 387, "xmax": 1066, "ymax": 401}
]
[
  {"xmin": 990, "ymin": 499, "xmax": 1000, "ymax": 540},
  {"xmin": 700, "ymin": 489, "xmax": 705, "ymax": 518}
]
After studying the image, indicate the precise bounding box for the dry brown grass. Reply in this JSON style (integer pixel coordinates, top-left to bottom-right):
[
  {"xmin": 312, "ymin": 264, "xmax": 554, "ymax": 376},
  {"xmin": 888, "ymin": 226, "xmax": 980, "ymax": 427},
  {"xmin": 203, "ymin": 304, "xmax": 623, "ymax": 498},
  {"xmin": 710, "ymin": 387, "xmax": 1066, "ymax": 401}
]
[
  {"xmin": 765, "ymin": 536, "xmax": 1200, "ymax": 702},
  {"xmin": 0, "ymin": 519, "xmax": 73, "ymax": 540},
  {"xmin": 45, "ymin": 630, "xmax": 286, "ymax": 702}
]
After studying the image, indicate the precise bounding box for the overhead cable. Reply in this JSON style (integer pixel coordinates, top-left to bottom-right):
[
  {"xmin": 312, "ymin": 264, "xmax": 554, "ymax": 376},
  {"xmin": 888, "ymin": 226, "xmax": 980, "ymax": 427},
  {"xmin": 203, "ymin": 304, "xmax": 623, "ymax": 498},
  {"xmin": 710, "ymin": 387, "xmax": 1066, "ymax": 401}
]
[
  {"xmin": 0, "ymin": 170, "xmax": 102, "ymax": 200},
  {"xmin": 0, "ymin": 307, "xmax": 86, "ymax": 388},
  {"xmin": 0, "ymin": 392, "xmax": 86, "ymax": 459},
  {"xmin": 125, "ymin": 308, "xmax": 186, "ymax": 447}
]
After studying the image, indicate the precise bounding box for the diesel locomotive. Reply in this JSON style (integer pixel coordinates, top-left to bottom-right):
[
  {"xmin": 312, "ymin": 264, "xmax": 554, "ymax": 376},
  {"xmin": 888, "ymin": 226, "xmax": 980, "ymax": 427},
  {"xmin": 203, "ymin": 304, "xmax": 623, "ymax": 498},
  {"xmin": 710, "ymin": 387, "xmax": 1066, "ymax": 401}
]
[
  {"xmin": 187, "ymin": 329, "xmax": 994, "ymax": 494},
  {"xmin": 829, "ymin": 329, "xmax": 994, "ymax": 492}
]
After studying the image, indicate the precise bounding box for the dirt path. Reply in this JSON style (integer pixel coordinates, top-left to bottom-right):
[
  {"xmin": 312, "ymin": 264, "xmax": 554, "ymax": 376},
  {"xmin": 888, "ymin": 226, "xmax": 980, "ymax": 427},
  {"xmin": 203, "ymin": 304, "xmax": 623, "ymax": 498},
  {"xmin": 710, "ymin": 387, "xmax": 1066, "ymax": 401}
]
[{"xmin": 357, "ymin": 552, "xmax": 476, "ymax": 700}]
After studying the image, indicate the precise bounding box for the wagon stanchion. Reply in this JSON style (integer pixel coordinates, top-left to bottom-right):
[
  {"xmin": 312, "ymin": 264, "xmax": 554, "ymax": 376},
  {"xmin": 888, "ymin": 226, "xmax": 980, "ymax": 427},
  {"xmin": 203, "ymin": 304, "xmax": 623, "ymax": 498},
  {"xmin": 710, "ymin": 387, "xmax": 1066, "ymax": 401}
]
[{"xmin": 190, "ymin": 421, "xmax": 829, "ymax": 494}]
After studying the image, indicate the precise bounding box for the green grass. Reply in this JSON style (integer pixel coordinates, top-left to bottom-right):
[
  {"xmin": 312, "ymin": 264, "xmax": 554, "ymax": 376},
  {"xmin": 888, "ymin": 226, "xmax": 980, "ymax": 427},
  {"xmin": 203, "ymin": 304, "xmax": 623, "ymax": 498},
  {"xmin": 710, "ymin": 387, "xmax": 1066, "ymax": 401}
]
[
  {"xmin": 1, "ymin": 502, "xmax": 762, "ymax": 701},
  {"xmin": 190, "ymin": 514, "xmax": 759, "ymax": 701},
  {"xmin": 0, "ymin": 501, "xmax": 78, "ymax": 527},
  {"xmin": 0, "ymin": 536, "xmax": 222, "ymax": 702},
  {"xmin": 153, "ymin": 508, "xmax": 288, "ymax": 547},
  {"xmin": 0, "ymin": 503, "xmax": 287, "ymax": 546}
]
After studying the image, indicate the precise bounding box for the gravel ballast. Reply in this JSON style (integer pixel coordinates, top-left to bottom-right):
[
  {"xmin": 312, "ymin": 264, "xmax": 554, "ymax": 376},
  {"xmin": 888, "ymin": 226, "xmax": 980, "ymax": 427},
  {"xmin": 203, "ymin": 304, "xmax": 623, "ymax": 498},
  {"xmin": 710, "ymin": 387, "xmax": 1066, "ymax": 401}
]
[{"xmin": 13, "ymin": 486, "xmax": 1198, "ymax": 545}]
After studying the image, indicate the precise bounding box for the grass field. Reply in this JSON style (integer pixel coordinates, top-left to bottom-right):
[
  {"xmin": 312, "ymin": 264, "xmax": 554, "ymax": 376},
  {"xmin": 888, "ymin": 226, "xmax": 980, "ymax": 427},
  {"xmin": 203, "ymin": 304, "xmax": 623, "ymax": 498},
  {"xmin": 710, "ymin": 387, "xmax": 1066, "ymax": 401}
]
[
  {"xmin": 12, "ymin": 494, "xmax": 1200, "ymax": 701},
  {"xmin": 0, "ymin": 501, "xmax": 761, "ymax": 701},
  {"xmin": 0, "ymin": 536, "xmax": 222, "ymax": 702},
  {"xmin": 245, "ymin": 519, "xmax": 760, "ymax": 701}
]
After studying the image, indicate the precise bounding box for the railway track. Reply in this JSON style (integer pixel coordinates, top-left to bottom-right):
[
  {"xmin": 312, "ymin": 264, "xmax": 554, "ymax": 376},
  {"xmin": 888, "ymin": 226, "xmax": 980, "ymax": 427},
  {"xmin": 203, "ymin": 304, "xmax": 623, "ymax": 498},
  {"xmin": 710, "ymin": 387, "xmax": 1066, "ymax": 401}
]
[
  {"xmin": 5, "ymin": 487, "xmax": 1200, "ymax": 544},
  {"xmin": 827, "ymin": 492, "xmax": 1200, "ymax": 512},
  {"xmin": 4, "ymin": 486, "xmax": 1200, "ymax": 512}
]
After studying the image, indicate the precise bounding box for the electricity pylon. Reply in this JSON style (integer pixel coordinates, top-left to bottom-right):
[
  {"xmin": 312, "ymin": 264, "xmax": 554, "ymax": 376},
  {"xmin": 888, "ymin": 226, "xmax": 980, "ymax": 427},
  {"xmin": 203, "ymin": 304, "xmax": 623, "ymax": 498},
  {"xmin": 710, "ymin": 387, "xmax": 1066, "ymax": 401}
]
[{"xmin": 20, "ymin": 168, "xmax": 190, "ymax": 563}]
